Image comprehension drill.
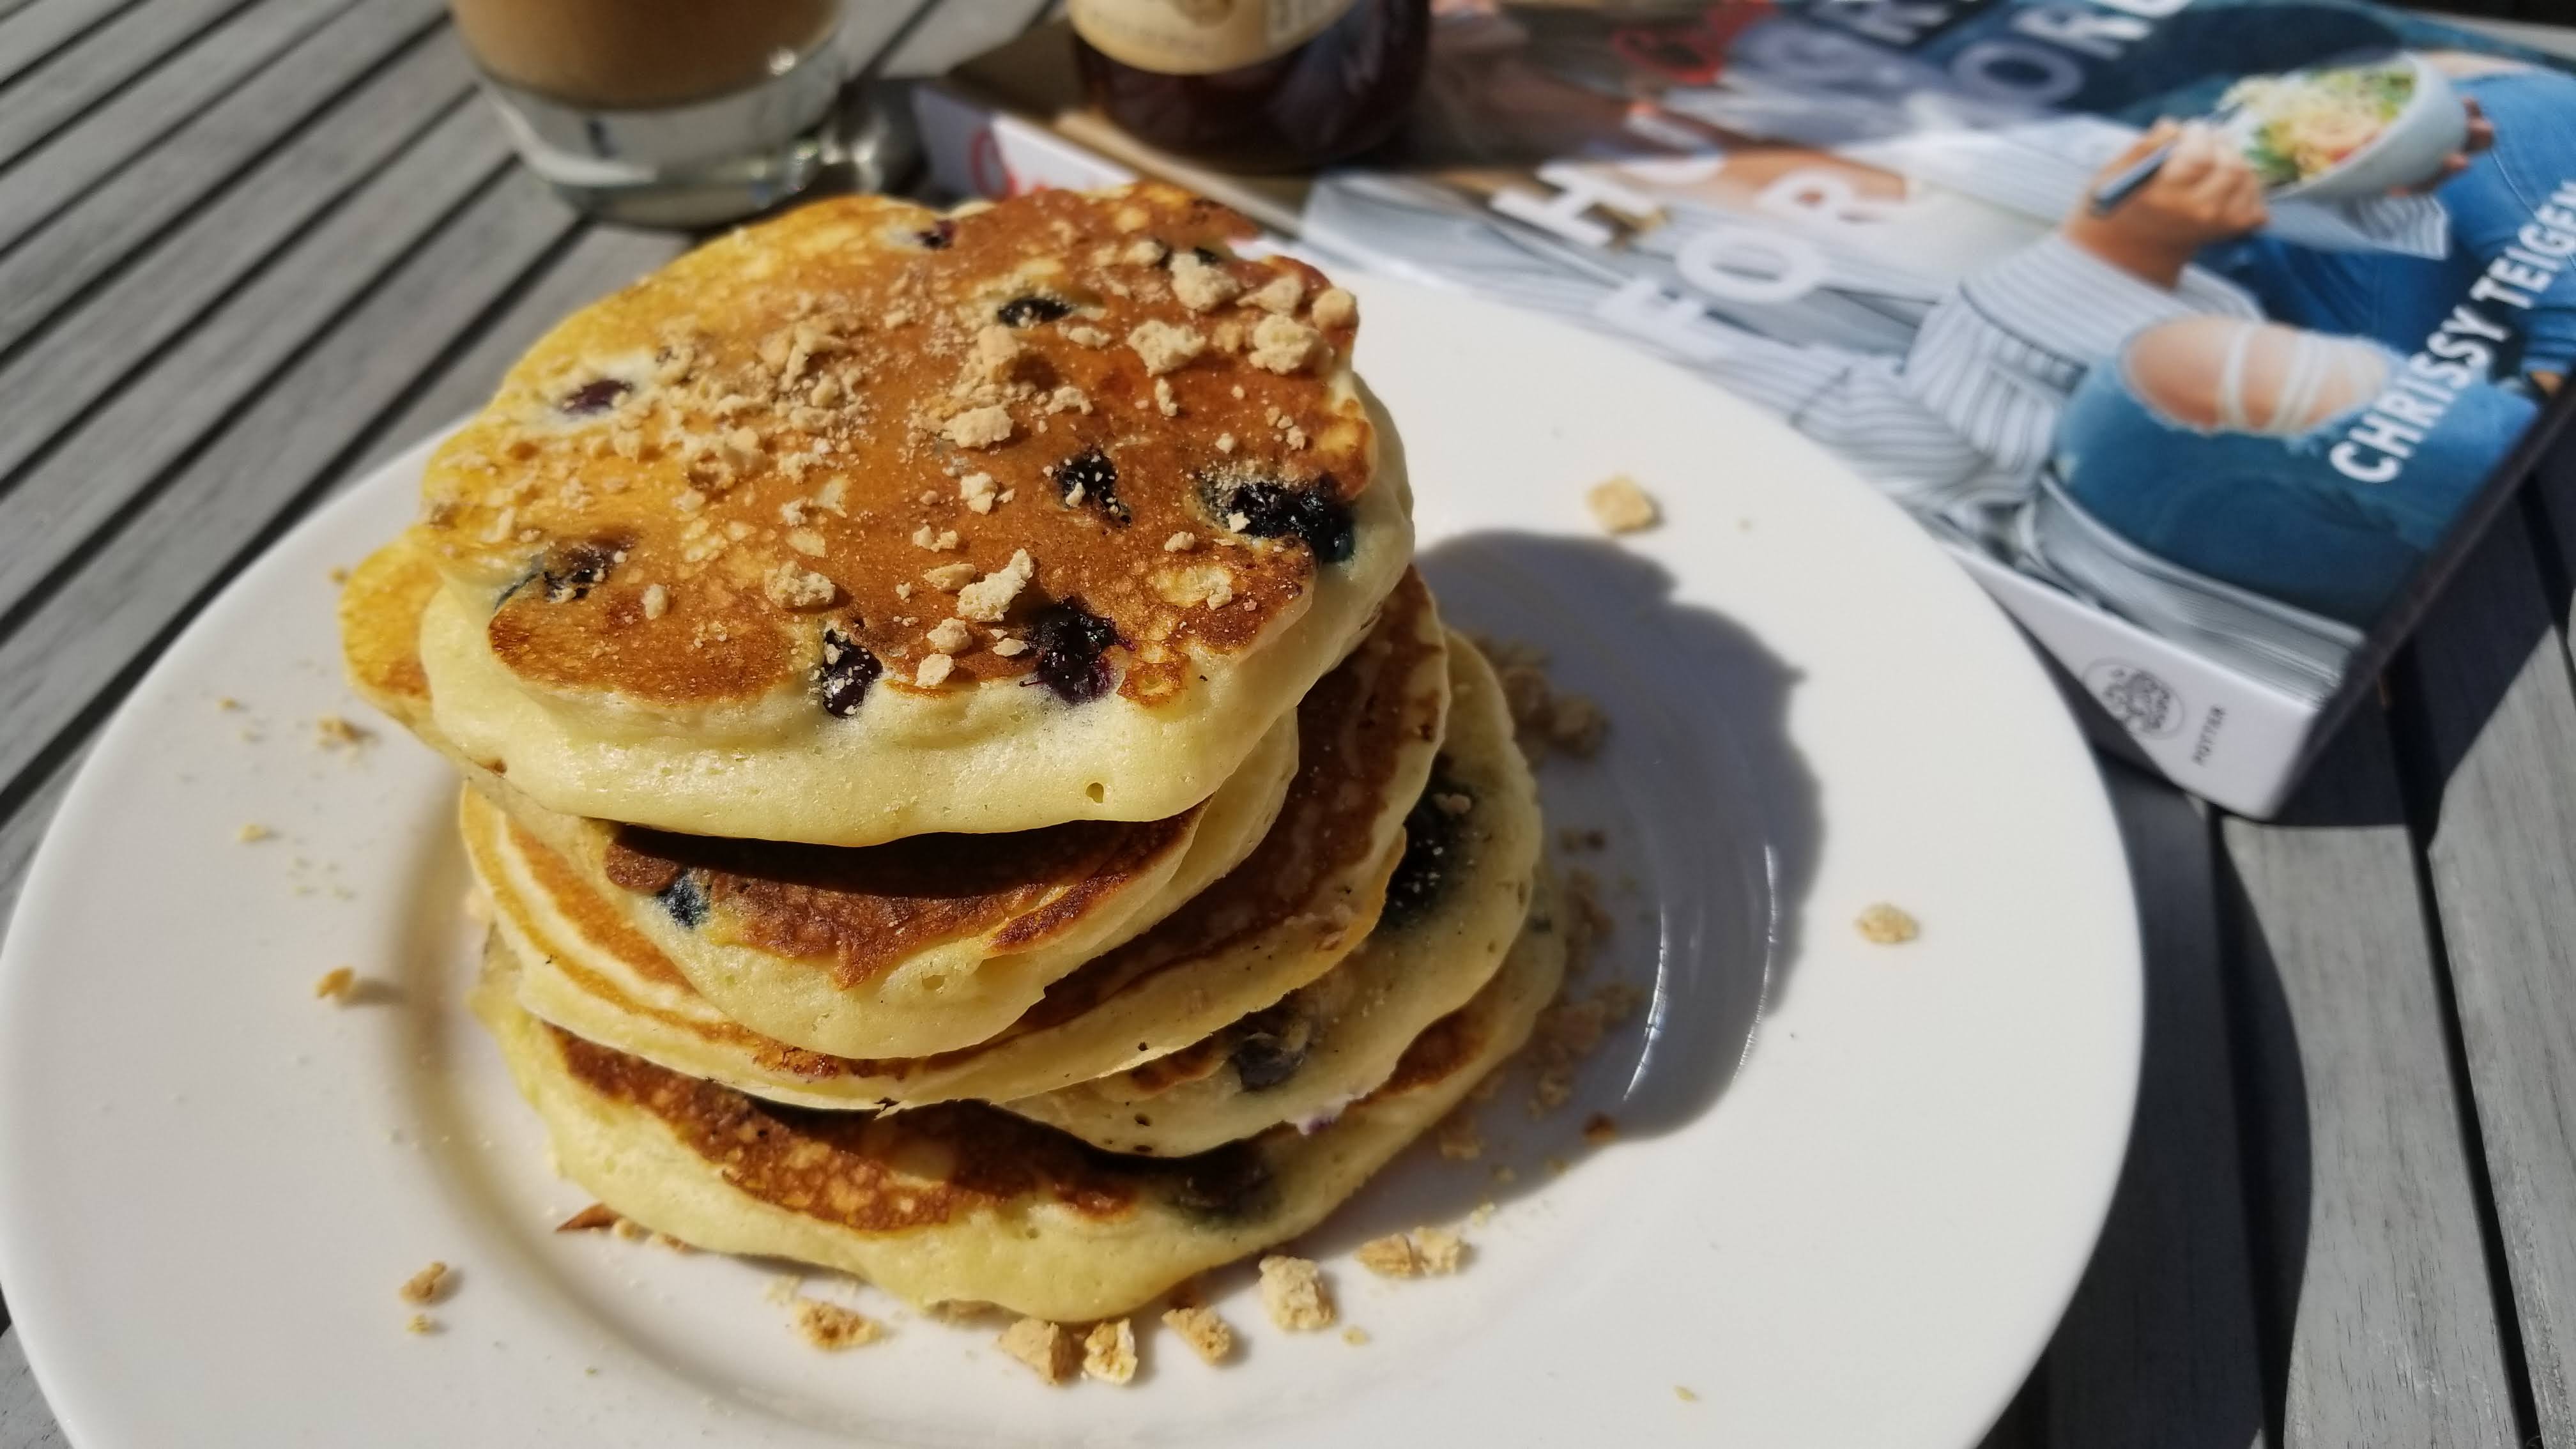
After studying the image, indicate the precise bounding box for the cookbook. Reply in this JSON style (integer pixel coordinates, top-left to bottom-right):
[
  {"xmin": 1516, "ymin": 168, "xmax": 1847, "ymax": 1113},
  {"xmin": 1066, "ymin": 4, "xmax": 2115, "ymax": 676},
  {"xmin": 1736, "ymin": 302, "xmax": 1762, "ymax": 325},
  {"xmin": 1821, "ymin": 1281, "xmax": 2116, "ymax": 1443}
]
[{"xmin": 914, "ymin": 0, "xmax": 2576, "ymax": 816}]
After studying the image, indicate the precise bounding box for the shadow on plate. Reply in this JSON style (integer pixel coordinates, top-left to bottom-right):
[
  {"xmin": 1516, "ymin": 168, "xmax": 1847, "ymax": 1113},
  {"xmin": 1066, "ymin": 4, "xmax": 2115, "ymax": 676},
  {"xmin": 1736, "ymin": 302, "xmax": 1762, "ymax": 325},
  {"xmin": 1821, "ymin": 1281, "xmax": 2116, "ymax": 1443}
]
[{"xmin": 1300, "ymin": 529, "xmax": 1822, "ymax": 1252}]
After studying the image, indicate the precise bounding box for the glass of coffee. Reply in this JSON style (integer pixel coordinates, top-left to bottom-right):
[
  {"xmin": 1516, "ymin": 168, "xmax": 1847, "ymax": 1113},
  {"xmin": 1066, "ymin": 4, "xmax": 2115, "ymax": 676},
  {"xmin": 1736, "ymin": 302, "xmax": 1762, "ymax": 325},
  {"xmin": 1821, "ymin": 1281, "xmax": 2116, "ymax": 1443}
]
[{"xmin": 448, "ymin": 0, "xmax": 859, "ymax": 227}]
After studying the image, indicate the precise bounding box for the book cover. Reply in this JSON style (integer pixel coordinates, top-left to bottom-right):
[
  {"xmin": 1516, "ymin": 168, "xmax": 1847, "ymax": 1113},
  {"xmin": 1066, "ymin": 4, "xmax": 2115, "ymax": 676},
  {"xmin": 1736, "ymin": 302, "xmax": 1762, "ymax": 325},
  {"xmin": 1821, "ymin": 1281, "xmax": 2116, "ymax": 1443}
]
[{"xmin": 917, "ymin": 1, "xmax": 2576, "ymax": 816}]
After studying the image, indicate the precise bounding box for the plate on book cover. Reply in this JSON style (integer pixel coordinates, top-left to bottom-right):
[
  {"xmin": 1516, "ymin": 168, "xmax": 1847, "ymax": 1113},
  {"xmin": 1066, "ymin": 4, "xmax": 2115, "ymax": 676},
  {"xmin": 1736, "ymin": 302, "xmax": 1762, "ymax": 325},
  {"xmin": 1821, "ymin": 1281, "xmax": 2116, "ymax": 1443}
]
[{"xmin": 0, "ymin": 274, "xmax": 2138, "ymax": 1448}]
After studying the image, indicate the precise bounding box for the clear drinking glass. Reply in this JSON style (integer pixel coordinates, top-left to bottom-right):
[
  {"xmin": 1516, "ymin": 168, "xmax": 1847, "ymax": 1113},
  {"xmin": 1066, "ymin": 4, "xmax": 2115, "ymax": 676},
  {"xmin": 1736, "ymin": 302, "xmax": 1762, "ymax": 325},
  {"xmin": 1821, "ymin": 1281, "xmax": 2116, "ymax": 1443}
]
[{"xmin": 448, "ymin": 0, "xmax": 861, "ymax": 227}]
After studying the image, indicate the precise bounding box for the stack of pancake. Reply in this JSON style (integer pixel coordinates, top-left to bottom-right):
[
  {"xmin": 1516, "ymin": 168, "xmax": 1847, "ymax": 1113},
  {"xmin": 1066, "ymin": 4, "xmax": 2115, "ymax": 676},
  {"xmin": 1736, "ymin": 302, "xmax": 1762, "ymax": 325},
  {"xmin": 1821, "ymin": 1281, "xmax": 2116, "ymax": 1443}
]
[{"xmin": 336, "ymin": 184, "xmax": 1561, "ymax": 1324}]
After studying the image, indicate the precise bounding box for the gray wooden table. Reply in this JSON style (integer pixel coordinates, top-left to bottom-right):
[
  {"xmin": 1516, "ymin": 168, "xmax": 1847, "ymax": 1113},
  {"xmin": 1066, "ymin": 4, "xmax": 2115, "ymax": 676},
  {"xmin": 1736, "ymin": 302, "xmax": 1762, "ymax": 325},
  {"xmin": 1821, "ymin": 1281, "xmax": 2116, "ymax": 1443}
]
[{"xmin": 3, "ymin": 3, "xmax": 2575, "ymax": 1445}]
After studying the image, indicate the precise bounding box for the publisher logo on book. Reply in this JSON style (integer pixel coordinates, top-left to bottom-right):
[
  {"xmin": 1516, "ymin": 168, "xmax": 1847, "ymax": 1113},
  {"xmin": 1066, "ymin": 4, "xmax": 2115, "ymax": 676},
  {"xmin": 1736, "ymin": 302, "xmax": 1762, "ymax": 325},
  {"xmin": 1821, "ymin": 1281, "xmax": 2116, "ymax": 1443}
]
[{"xmin": 2085, "ymin": 660, "xmax": 2183, "ymax": 739}]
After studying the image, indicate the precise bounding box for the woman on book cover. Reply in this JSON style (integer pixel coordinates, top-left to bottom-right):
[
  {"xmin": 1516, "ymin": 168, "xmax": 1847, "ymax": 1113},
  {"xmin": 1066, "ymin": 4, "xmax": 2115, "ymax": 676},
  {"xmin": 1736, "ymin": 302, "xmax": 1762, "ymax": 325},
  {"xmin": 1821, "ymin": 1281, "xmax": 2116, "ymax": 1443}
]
[{"xmin": 2204, "ymin": 51, "xmax": 2575, "ymax": 398}]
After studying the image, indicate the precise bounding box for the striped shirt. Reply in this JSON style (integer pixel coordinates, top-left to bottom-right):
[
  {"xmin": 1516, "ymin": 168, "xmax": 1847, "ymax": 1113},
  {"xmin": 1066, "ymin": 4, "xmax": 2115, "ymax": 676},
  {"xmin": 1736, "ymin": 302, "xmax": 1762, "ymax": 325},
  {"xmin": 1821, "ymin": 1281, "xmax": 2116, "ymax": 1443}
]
[
  {"xmin": 1694, "ymin": 233, "xmax": 2264, "ymax": 537},
  {"xmin": 1303, "ymin": 175, "xmax": 2264, "ymax": 540}
]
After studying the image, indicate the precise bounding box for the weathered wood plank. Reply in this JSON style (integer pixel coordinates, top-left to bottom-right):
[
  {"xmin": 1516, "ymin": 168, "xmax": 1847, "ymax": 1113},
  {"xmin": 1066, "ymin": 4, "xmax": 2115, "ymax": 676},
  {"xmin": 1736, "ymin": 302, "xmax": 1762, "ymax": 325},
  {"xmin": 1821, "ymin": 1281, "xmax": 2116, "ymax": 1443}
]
[
  {"xmin": 2222, "ymin": 706, "xmax": 2522, "ymax": 1448},
  {"xmin": 0, "ymin": 0, "xmax": 260, "ymax": 168},
  {"xmin": 0, "ymin": 1330, "xmax": 64, "ymax": 1449},
  {"xmin": 0, "ymin": 0, "xmax": 349, "ymax": 255},
  {"xmin": 352, "ymin": 222, "xmax": 688, "ymax": 479},
  {"xmin": 1977, "ymin": 1367, "xmax": 2046, "ymax": 1449},
  {"xmin": 2399, "ymin": 505, "xmax": 2576, "ymax": 1446},
  {"xmin": 0, "ymin": 749, "xmax": 77, "ymax": 935},
  {"xmin": 836, "ymin": 0, "xmax": 940, "ymax": 79},
  {"xmin": 0, "ymin": 97, "xmax": 509, "ymax": 633},
  {"xmin": 880, "ymin": 0, "xmax": 1057, "ymax": 77},
  {"xmin": 0, "ymin": 0, "xmax": 452, "ymax": 356},
  {"xmin": 0, "ymin": 0, "xmax": 135, "ymax": 93},
  {"xmin": 0, "ymin": 169, "xmax": 581, "ymax": 804},
  {"xmin": 2044, "ymin": 763, "xmax": 2271, "ymax": 1449}
]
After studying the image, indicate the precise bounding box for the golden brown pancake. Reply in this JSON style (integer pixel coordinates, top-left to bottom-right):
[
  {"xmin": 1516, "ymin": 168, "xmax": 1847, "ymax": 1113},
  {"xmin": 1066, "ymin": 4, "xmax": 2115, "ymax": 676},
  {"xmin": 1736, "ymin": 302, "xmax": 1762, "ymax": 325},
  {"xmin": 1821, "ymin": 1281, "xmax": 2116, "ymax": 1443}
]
[
  {"xmin": 463, "ymin": 590, "xmax": 1456, "ymax": 1105},
  {"xmin": 401, "ymin": 183, "xmax": 1412, "ymax": 845},
  {"xmin": 472, "ymin": 899, "xmax": 1563, "ymax": 1321},
  {"xmin": 347, "ymin": 537, "xmax": 1297, "ymax": 1057},
  {"xmin": 1004, "ymin": 641, "xmax": 1547, "ymax": 1156}
]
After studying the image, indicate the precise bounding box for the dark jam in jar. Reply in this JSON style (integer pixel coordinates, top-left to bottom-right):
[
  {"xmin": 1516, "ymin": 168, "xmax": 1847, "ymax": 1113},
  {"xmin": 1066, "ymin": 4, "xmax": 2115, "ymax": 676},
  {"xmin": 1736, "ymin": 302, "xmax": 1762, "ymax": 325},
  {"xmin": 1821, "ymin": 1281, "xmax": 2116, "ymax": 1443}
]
[{"xmin": 1070, "ymin": 0, "xmax": 1430, "ymax": 173}]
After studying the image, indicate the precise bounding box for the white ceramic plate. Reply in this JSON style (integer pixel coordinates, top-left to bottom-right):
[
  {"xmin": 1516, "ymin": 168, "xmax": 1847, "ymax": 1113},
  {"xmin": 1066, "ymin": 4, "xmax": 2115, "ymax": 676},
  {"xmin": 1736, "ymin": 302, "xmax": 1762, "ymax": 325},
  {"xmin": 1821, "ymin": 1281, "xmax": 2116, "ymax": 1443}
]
[{"xmin": 0, "ymin": 276, "xmax": 2140, "ymax": 1448}]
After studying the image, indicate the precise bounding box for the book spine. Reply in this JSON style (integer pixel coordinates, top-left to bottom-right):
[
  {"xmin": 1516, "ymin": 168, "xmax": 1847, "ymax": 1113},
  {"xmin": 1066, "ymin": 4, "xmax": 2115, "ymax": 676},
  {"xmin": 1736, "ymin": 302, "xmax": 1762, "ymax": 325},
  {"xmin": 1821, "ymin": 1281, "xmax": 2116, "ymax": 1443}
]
[{"xmin": 913, "ymin": 85, "xmax": 1138, "ymax": 202}]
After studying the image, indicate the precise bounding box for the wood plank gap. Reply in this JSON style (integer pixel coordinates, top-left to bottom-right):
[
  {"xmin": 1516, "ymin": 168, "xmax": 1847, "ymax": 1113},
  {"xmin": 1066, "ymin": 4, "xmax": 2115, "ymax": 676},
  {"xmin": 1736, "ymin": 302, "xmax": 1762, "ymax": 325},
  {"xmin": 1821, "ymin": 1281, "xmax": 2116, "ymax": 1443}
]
[
  {"xmin": 0, "ymin": 167, "xmax": 576, "ymax": 811},
  {"xmin": 0, "ymin": 0, "xmax": 151, "ymax": 96},
  {"xmin": 309, "ymin": 218, "xmax": 601, "ymax": 494},
  {"xmin": 0, "ymin": 0, "xmax": 268, "ymax": 172},
  {"xmin": 0, "ymin": 94, "xmax": 506, "ymax": 635},
  {"xmin": 0, "ymin": 0, "xmax": 353, "ymax": 259},
  {"xmin": 1977, "ymin": 1361, "xmax": 2047, "ymax": 1449},
  {"xmin": 2387, "ymin": 505, "xmax": 2576, "ymax": 1446},
  {"xmin": 2400, "ymin": 758, "xmax": 2551, "ymax": 1449},
  {"xmin": 2043, "ymin": 762, "xmax": 2271, "ymax": 1449},
  {"xmin": 0, "ymin": 742, "xmax": 80, "ymax": 930},
  {"xmin": 0, "ymin": 1330, "xmax": 62, "ymax": 1449},
  {"xmin": 349, "ymin": 221, "xmax": 689, "ymax": 477},
  {"xmin": 843, "ymin": 0, "xmax": 944, "ymax": 81},
  {"xmin": 2217, "ymin": 705, "xmax": 2522, "ymax": 1448},
  {"xmin": 0, "ymin": 4, "xmax": 459, "ymax": 381}
]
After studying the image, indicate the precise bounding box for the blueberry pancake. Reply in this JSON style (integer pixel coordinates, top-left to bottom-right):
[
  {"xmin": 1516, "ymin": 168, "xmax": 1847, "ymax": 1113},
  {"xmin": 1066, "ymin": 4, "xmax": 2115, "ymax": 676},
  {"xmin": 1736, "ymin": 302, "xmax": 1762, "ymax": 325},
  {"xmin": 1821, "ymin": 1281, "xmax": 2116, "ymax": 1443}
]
[
  {"xmin": 406, "ymin": 183, "xmax": 1411, "ymax": 846},
  {"xmin": 346, "ymin": 536, "xmax": 1299, "ymax": 1059},
  {"xmin": 463, "ymin": 578, "xmax": 1453, "ymax": 1094},
  {"xmin": 1004, "ymin": 641, "xmax": 1547, "ymax": 1156},
  {"xmin": 470, "ymin": 896, "xmax": 1562, "ymax": 1322}
]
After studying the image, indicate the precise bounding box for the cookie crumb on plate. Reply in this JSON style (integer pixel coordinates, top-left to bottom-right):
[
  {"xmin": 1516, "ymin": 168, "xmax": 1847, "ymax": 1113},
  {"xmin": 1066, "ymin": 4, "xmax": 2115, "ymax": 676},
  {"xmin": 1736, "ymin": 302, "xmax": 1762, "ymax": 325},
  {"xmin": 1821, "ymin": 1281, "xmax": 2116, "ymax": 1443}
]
[
  {"xmin": 555, "ymin": 1204, "xmax": 620, "ymax": 1232},
  {"xmin": 1258, "ymin": 1255, "xmax": 1335, "ymax": 1330},
  {"xmin": 1585, "ymin": 474, "xmax": 1660, "ymax": 534},
  {"xmin": 398, "ymin": 1261, "xmax": 450, "ymax": 1305},
  {"xmin": 789, "ymin": 1298, "xmax": 882, "ymax": 1350},
  {"xmin": 1162, "ymin": 1305, "xmax": 1233, "ymax": 1364},
  {"xmin": 997, "ymin": 1318, "xmax": 1080, "ymax": 1384},
  {"xmin": 1856, "ymin": 903, "xmax": 1920, "ymax": 944},
  {"xmin": 313, "ymin": 966, "xmax": 355, "ymax": 1001},
  {"xmin": 1082, "ymin": 1319, "xmax": 1137, "ymax": 1384}
]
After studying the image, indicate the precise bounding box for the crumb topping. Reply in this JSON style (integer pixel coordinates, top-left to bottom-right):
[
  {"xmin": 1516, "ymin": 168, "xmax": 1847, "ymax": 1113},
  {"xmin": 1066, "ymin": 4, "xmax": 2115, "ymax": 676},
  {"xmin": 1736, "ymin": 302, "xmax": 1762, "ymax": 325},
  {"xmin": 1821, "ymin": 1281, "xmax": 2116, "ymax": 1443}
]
[
  {"xmin": 953, "ymin": 549, "xmax": 1034, "ymax": 622},
  {"xmin": 1127, "ymin": 319, "xmax": 1206, "ymax": 376},
  {"xmin": 941, "ymin": 404, "xmax": 1014, "ymax": 448},
  {"xmin": 413, "ymin": 185, "xmax": 1371, "ymax": 711},
  {"xmin": 924, "ymin": 617, "xmax": 974, "ymax": 654},
  {"xmin": 1247, "ymin": 314, "xmax": 1321, "ymax": 374},
  {"xmin": 1169, "ymin": 252, "xmax": 1243, "ymax": 312}
]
